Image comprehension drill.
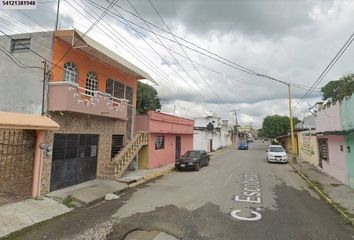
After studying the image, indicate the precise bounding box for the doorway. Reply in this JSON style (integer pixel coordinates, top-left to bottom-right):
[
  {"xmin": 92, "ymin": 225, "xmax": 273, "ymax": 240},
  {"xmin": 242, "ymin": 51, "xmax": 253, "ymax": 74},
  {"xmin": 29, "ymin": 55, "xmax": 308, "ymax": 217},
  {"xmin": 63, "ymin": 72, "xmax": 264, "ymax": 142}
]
[
  {"xmin": 175, "ymin": 136, "xmax": 181, "ymax": 159},
  {"xmin": 50, "ymin": 134, "xmax": 98, "ymax": 191}
]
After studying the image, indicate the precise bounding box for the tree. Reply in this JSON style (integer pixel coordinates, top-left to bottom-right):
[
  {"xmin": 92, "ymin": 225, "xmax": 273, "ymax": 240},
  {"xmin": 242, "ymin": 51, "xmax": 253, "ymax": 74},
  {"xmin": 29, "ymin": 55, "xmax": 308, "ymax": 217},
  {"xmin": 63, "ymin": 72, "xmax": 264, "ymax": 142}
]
[
  {"xmin": 257, "ymin": 128, "xmax": 264, "ymax": 138},
  {"xmin": 136, "ymin": 82, "xmax": 161, "ymax": 114},
  {"xmin": 321, "ymin": 74, "xmax": 354, "ymax": 105},
  {"xmin": 261, "ymin": 115, "xmax": 300, "ymax": 139}
]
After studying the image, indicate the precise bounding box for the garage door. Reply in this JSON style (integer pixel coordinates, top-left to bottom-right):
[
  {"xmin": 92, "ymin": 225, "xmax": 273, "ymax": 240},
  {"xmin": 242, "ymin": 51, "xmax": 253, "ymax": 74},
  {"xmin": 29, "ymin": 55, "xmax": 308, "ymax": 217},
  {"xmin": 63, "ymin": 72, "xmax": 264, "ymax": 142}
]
[{"xmin": 50, "ymin": 134, "xmax": 98, "ymax": 191}]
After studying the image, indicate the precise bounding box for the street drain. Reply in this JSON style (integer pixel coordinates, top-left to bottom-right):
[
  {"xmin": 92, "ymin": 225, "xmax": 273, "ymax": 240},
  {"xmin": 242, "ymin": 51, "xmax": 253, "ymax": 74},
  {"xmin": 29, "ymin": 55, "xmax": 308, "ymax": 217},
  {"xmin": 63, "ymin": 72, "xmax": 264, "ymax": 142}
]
[{"xmin": 124, "ymin": 229, "xmax": 179, "ymax": 240}]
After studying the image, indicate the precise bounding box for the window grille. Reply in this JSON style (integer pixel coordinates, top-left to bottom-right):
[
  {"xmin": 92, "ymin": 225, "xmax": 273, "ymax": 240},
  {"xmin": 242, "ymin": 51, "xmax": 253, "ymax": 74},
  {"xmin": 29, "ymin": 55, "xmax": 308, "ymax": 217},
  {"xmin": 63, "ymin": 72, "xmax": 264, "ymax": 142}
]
[
  {"xmin": 111, "ymin": 135, "xmax": 124, "ymax": 159},
  {"xmin": 85, "ymin": 71, "xmax": 98, "ymax": 96},
  {"xmin": 155, "ymin": 136, "xmax": 165, "ymax": 150},
  {"xmin": 63, "ymin": 62, "xmax": 78, "ymax": 83},
  {"xmin": 318, "ymin": 139, "xmax": 329, "ymax": 162},
  {"xmin": 105, "ymin": 79, "xmax": 125, "ymax": 99},
  {"xmin": 125, "ymin": 86, "xmax": 133, "ymax": 104},
  {"xmin": 11, "ymin": 38, "xmax": 31, "ymax": 53}
]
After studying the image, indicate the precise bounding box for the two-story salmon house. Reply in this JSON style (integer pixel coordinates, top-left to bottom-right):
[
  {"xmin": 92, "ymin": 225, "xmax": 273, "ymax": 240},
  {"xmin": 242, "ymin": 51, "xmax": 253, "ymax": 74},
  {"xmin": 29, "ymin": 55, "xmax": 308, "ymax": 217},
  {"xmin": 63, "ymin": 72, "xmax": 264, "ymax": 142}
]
[{"xmin": 0, "ymin": 30, "xmax": 155, "ymax": 201}]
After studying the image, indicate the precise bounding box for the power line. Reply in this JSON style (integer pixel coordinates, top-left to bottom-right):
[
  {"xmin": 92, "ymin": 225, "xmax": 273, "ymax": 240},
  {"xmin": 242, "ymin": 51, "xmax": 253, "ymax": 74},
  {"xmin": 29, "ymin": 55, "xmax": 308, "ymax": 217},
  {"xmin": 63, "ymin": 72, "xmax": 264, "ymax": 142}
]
[
  {"xmin": 1, "ymin": 4, "xmax": 189, "ymax": 100},
  {"xmin": 123, "ymin": 0, "xmax": 212, "ymax": 99},
  {"xmin": 85, "ymin": 0, "xmax": 320, "ymax": 91},
  {"xmin": 68, "ymin": 0, "xmax": 184, "ymax": 93},
  {"xmin": 1, "ymin": 6, "xmax": 318, "ymax": 96},
  {"xmin": 292, "ymin": 31, "xmax": 354, "ymax": 113},
  {"xmin": 101, "ymin": 0, "xmax": 208, "ymax": 100},
  {"xmin": 0, "ymin": 46, "xmax": 43, "ymax": 69},
  {"xmin": 107, "ymin": 2, "xmax": 257, "ymax": 75},
  {"xmin": 50, "ymin": 0, "xmax": 119, "ymax": 72},
  {"xmin": 146, "ymin": 0, "xmax": 220, "ymax": 99},
  {"xmin": 1, "ymin": 8, "xmax": 184, "ymax": 99}
]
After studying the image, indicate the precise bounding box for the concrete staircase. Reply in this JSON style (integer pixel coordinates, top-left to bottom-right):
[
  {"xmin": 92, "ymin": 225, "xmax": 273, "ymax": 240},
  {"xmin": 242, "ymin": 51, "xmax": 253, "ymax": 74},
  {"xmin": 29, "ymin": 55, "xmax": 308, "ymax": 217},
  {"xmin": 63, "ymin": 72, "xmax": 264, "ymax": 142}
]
[{"xmin": 110, "ymin": 131, "xmax": 149, "ymax": 179}]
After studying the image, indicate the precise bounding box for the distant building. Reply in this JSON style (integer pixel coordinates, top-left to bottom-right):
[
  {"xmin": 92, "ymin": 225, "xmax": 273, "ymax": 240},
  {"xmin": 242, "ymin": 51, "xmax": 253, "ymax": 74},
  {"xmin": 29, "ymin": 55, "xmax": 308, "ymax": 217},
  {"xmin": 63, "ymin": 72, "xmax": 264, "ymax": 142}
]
[{"xmin": 193, "ymin": 114, "xmax": 233, "ymax": 152}]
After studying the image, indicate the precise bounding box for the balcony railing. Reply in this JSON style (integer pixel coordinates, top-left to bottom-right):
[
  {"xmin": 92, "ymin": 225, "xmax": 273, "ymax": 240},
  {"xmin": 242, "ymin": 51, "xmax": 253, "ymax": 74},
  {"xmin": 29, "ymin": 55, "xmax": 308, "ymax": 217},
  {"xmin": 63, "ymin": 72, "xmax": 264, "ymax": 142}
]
[{"xmin": 48, "ymin": 81, "xmax": 128, "ymax": 119}]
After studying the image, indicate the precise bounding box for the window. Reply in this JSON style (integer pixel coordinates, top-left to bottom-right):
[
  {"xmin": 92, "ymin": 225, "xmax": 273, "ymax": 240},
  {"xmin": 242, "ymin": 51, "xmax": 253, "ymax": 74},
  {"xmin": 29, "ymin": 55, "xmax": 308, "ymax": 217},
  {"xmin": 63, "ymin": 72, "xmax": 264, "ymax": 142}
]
[
  {"xmin": 86, "ymin": 71, "xmax": 98, "ymax": 96},
  {"xmin": 106, "ymin": 79, "xmax": 125, "ymax": 99},
  {"xmin": 318, "ymin": 139, "xmax": 329, "ymax": 162},
  {"xmin": 63, "ymin": 62, "xmax": 78, "ymax": 83},
  {"xmin": 155, "ymin": 136, "xmax": 165, "ymax": 150},
  {"xmin": 11, "ymin": 38, "xmax": 31, "ymax": 53},
  {"xmin": 125, "ymin": 86, "xmax": 133, "ymax": 104},
  {"xmin": 111, "ymin": 135, "xmax": 124, "ymax": 159}
]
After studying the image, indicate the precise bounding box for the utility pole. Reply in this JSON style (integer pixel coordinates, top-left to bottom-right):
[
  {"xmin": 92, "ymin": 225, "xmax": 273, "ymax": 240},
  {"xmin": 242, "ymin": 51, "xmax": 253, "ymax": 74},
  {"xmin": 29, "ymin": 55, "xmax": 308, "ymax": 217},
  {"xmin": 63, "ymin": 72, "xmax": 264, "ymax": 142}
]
[
  {"xmin": 231, "ymin": 109, "xmax": 238, "ymax": 127},
  {"xmin": 288, "ymin": 84, "xmax": 296, "ymax": 160},
  {"xmin": 231, "ymin": 109, "xmax": 239, "ymax": 144},
  {"xmin": 255, "ymin": 74, "xmax": 296, "ymax": 160},
  {"xmin": 41, "ymin": 61, "xmax": 50, "ymax": 116},
  {"xmin": 55, "ymin": 0, "xmax": 61, "ymax": 31}
]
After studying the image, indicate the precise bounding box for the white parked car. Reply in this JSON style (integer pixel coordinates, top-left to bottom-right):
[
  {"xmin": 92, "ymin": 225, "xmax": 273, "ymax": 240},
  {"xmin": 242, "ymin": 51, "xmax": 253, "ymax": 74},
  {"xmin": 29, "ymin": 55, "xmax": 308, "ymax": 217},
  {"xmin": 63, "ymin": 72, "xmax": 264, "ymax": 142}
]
[{"xmin": 266, "ymin": 145, "xmax": 287, "ymax": 163}]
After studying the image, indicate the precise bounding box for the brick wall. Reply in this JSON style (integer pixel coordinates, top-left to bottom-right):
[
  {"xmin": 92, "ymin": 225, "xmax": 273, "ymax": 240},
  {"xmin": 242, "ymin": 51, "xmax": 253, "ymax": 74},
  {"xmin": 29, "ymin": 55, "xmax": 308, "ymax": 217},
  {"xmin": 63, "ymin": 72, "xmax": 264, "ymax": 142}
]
[{"xmin": 40, "ymin": 112, "xmax": 126, "ymax": 194}]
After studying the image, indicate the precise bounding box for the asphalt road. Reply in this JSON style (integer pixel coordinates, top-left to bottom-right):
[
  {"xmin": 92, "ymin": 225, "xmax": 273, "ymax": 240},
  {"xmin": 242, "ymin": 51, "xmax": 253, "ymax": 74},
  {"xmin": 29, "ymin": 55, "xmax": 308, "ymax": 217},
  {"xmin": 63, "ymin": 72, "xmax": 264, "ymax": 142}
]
[{"xmin": 7, "ymin": 141, "xmax": 354, "ymax": 240}]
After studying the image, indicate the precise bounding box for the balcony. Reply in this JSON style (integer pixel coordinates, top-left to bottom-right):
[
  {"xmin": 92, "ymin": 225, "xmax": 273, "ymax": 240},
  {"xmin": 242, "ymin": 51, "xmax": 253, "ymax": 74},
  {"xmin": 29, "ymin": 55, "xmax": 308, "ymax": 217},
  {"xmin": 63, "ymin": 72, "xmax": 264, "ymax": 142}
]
[{"xmin": 48, "ymin": 81, "xmax": 128, "ymax": 120}]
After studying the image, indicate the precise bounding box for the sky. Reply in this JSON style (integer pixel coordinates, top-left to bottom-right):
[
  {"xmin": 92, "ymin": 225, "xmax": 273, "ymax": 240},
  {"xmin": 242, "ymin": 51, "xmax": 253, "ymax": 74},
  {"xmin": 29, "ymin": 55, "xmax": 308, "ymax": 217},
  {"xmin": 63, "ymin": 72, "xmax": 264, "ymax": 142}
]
[{"xmin": 1, "ymin": 0, "xmax": 354, "ymax": 128}]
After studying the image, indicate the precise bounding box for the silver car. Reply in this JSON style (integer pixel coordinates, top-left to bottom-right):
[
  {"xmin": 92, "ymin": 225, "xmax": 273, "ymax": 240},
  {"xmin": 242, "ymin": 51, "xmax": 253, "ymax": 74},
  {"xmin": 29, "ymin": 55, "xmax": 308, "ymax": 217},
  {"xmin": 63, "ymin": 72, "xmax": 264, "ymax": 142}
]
[{"xmin": 266, "ymin": 145, "xmax": 287, "ymax": 163}]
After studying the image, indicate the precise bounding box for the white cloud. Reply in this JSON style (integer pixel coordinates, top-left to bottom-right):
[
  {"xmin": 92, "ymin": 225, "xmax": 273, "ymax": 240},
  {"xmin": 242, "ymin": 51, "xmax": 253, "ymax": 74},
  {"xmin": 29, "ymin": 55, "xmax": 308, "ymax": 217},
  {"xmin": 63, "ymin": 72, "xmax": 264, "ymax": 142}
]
[{"xmin": 1, "ymin": 0, "xmax": 353, "ymax": 127}]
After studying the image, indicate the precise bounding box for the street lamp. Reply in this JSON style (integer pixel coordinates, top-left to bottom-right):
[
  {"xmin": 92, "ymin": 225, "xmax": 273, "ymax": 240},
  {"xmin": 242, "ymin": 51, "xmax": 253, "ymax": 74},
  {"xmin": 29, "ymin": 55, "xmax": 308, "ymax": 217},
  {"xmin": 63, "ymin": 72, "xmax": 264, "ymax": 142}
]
[{"xmin": 256, "ymin": 74, "xmax": 296, "ymax": 160}]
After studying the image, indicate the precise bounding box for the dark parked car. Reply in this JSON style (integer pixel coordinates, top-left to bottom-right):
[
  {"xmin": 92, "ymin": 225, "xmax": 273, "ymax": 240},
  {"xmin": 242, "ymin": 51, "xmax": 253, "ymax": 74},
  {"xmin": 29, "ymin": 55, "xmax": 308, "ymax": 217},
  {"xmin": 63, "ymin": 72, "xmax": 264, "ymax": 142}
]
[
  {"xmin": 175, "ymin": 150, "xmax": 210, "ymax": 171},
  {"xmin": 238, "ymin": 141, "xmax": 248, "ymax": 150}
]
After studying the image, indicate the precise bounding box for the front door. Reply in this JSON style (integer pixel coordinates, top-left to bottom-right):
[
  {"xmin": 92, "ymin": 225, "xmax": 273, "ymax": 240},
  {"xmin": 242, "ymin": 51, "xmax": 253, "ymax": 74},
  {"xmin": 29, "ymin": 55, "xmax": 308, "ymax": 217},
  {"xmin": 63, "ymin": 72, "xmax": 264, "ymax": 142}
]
[
  {"xmin": 175, "ymin": 136, "xmax": 181, "ymax": 159},
  {"xmin": 50, "ymin": 134, "xmax": 98, "ymax": 191}
]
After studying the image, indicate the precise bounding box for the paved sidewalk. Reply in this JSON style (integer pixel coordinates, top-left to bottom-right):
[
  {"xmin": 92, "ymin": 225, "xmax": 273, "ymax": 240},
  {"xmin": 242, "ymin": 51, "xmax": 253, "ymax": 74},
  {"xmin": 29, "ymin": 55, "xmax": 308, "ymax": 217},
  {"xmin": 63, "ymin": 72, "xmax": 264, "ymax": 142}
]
[
  {"xmin": 120, "ymin": 164, "xmax": 175, "ymax": 186},
  {"xmin": 47, "ymin": 179, "xmax": 128, "ymax": 205},
  {"xmin": 0, "ymin": 164, "xmax": 175, "ymax": 239},
  {"xmin": 290, "ymin": 158, "xmax": 354, "ymax": 224},
  {"xmin": 0, "ymin": 197, "xmax": 71, "ymax": 238}
]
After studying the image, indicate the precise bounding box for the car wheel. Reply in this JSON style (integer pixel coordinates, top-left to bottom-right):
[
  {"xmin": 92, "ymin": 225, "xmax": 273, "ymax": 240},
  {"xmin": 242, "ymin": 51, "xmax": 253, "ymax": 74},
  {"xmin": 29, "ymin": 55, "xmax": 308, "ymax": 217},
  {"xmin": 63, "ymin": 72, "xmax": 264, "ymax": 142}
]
[
  {"xmin": 195, "ymin": 162, "xmax": 200, "ymax": 171},
  {"xmin": 206, "ymin": 160, "xmax": 209, "ymax": 166}
]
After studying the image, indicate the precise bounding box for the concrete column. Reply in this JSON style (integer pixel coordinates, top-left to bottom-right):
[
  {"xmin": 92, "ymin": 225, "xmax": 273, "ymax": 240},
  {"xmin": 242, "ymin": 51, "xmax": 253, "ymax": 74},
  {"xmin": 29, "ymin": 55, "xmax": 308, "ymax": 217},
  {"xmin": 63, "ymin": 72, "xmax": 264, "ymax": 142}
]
[{"xmin": 32, "ymin": 130, "xmax": 45, "ymax": 198}]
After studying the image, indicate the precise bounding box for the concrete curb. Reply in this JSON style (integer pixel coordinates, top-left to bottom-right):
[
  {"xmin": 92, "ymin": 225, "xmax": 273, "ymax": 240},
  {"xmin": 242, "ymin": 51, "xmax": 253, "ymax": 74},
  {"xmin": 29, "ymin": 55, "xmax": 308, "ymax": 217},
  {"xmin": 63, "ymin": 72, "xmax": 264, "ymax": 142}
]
[
  {"xmin": 0, "ymin": 167, "xmax": 175, "ymax": 240},
  {"xmin": 288, "ymin": 160, "xmax": 354, "ymax": 226},
  {"xmin": 128, "ymin": 166, "xmax": 175, "ymax": 189}
]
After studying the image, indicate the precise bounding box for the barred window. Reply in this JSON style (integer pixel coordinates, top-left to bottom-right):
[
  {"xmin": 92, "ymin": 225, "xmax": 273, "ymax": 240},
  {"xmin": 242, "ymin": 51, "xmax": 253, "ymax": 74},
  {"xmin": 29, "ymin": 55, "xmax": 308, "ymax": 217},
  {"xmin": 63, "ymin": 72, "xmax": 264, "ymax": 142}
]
[
  {"xmin": 63, "ymin": 62, "xmax": 78, "ymax": 83},
  {"xmin": 318, "ymin": 139, "xmax": 329, "ymax": 162},
  {"xmin": 125, "ymin": 86, "xmax": 133, "ymax": 104},
  {"xmin": 106, "ymin": 79, "xmax": 124, "ymax": 99},
  {"xmin": 11, "ymin": 38, "xmax": 31, "ymax": 53},
  {"xmin": 86, "ymin": 71, "xmax": 98, "ymax": 96},
  {"xmin": 111, "ymin": 135, "xmax": 124, "ymax": 159},
  {"xmin": 155, "ymin": 136, "xmax": 165, "ymax": 150}
]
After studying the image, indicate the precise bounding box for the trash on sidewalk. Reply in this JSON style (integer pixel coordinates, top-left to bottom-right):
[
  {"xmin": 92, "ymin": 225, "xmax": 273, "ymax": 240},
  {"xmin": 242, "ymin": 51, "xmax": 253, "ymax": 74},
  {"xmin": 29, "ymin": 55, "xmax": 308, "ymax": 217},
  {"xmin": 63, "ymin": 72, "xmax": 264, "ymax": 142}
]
[{"xmin": 105, "ymin": 193, "xmax": 120, "ymax": 201}]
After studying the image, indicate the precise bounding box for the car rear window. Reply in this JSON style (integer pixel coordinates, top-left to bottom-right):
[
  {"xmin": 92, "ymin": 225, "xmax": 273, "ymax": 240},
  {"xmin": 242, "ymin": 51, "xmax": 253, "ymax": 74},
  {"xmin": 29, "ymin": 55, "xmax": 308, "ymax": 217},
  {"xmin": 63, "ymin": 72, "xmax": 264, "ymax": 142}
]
[
  {"xmin": 269, "ymin": 147, "xmax": 285, "ymax": 152},
  {"xmin": 183, "ymin": 151, "xmax": 200, "ymax": 158}
]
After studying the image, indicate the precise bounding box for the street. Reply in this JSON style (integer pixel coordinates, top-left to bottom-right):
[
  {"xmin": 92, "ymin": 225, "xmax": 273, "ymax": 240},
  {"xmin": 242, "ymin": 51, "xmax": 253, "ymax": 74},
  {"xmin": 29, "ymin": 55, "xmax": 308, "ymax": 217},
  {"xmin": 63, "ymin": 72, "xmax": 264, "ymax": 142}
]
[{"xmin": 8, "ymin": 141, "xmax": 354, "ymax": 240}]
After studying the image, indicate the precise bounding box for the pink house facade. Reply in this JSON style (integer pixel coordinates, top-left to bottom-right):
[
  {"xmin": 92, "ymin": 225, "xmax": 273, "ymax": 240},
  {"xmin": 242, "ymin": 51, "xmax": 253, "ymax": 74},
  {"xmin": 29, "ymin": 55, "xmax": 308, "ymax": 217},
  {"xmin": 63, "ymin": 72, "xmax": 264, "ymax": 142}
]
[
  {"xmin": 316, "ymin": 103, "xmax": 348, "ymax": 185},
  {"xmin": 135, "ymin": 111, "xmax": 194, "ymax": 169}
]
